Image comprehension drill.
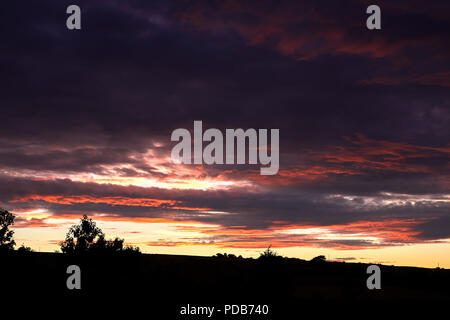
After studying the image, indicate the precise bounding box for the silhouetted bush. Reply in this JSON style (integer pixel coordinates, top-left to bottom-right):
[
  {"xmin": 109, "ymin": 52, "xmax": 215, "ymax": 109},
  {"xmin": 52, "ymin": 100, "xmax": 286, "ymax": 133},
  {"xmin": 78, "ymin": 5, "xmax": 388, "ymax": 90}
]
[
  {"xmin": 92, "ymin": 235, "xmax": 141, "ymax": 254},
  {"xmin": 258, "ymin": 245, "xmax": 283, "ymax": 261},
  {"xmin": 310, "ymin": 255, "xmax": 326, "ymax": 263},
  {"xmin": 17, "ymin": 244, "xmax": 33, "ymax": 253},
  {"xmin": 213, "ymin": 253, "xmax": 243, "ymax": 259}
]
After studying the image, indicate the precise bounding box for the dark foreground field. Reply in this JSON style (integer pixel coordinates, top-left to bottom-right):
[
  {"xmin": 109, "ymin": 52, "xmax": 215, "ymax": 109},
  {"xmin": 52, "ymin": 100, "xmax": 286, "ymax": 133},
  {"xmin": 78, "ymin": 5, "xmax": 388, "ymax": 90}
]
[{"xmin": 2, "ymin": 252, "xmax": 449, "ymax": 317}]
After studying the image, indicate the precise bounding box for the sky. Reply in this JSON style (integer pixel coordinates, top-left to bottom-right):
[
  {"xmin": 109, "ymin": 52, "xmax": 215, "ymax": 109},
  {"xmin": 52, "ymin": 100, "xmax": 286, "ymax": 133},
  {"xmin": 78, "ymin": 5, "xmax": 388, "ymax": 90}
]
[{"xmin": 0, "ymin": 0, "xmax": 449, "ymax": 268}]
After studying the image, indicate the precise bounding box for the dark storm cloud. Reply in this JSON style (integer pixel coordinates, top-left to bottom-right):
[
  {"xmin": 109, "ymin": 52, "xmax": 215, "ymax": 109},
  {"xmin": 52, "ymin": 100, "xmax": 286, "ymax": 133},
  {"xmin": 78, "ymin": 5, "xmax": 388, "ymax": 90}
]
[
  {"xmin": 1, "ymin": 0, "xmax": 449, "ymax": 146},
  {"xmin": 414, "ymin": 216, "xmax": 450, "ymax": 240}
]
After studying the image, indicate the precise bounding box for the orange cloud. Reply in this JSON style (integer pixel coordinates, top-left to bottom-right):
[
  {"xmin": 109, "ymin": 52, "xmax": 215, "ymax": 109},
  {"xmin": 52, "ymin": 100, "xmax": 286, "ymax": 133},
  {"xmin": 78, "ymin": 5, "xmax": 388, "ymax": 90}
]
[
  {"xmin": 150, "ymin": 218, "xmax": 433, "ymax": 250},
  {"xmin": 315, "ymin": 134, "xmax": 450, "ymax": 174},
  {"xmin": 10, "ymin": 195, "xmax": 210, "ymax": 211}
]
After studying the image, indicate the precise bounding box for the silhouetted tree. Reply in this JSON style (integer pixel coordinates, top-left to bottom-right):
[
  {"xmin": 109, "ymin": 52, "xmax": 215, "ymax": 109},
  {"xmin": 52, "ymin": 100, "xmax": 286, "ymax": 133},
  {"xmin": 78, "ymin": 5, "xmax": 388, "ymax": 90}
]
[
  {"xmin": 60, "ymin": 215, "xmax": 104, "ymax": 254},
  {"xmin": 60, "ymin": 215, "xmax": 141, "ymax": 254},
  {"xmin": 0, "ymin": 208, "xmax": 15, "ymax": 252}
]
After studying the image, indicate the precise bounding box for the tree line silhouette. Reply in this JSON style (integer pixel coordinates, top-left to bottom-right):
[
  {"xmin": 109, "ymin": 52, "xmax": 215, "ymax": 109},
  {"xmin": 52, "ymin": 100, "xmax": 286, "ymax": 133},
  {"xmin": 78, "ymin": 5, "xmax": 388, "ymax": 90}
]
[{"xmin": 0, "ymin": 208, "xmax": 140, "ymax": 255}]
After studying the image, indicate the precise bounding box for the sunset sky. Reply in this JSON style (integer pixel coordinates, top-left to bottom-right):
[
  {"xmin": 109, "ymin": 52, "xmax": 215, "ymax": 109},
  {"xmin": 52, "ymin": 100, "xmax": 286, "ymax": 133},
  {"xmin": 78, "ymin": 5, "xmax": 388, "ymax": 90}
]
[{"xmin": 1, "ymin": 0, "xmax": 449, "ymax": 268}]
